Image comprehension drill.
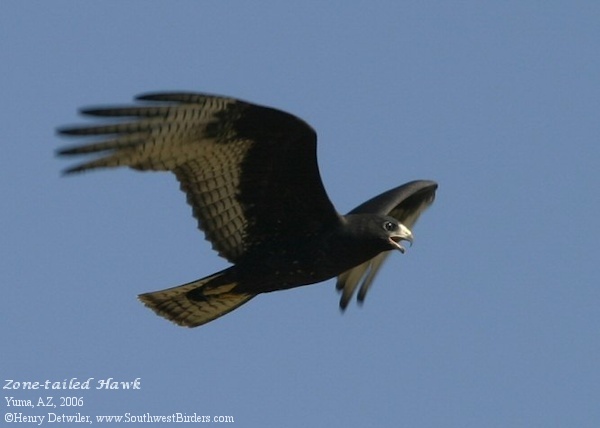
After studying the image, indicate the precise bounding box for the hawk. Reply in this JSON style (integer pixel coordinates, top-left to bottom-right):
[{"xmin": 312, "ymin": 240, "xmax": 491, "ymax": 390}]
[{"xmin": 58, "ymin": 92, "xmax": 437, "ymax": 327}]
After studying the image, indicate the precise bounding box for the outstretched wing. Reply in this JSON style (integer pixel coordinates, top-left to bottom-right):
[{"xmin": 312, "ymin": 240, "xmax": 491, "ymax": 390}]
[
  {"xmin": 58, "ymin": 92, "xmax": 340, "ymax": 263},
  {"xmin": 337, "ymin": 180, "xmax": 437, "ymax": 309}
]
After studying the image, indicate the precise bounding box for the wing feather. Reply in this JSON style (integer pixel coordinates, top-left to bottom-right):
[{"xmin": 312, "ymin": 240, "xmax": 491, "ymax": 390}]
[
  {"xmin": 58, "ymin": 92, "xmax": 339, "ymax": 262},
  {"xmin": 336, "ymin": 180, "xmax": 437, "ymax": 308}
]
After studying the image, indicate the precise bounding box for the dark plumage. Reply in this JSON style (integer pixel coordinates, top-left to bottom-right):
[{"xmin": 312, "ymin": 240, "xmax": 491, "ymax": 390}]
[{"xmin": 58, "ymin": 92, "xmax": 437, "ymax": 327}]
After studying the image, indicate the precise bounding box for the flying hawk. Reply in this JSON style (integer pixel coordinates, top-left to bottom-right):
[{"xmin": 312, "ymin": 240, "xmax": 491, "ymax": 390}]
[{"xmin": 58, "ymin": 92, "xmax": 437, "ymax": 327}]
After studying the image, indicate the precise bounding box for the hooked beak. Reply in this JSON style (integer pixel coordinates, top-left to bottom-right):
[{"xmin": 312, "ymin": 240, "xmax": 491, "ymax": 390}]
[{"xmin": 389, "ymin": 223, "xmax": 413, "ymax": 253}]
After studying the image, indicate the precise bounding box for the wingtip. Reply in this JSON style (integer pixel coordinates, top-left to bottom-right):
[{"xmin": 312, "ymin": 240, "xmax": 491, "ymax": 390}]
[
  {"xmin": 134, "ymin": 92, "xmax": 163, "ymax": 101},
  {"xmin": 55, "ymin": 145, "xmax": 76, "ymax": 156},
  {"xmin": 135, "ymin": 92, "xmax": 190, "ymax": 102},
  {"xmin": 60, "ymin": 165, "xmax": 87, "ymax": 175},
  {"xmin": 56, "ymin": 126, "xmax": 76, "ymax": 136}
]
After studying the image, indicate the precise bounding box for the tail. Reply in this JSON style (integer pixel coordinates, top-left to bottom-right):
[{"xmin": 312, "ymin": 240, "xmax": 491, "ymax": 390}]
[{"xmin": 138, "ymin": 270, "xmax": 255, "ymax": 328}]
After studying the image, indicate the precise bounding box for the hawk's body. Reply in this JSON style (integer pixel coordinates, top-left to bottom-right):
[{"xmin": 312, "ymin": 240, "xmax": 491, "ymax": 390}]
[{"xmin": 59, "ymin": 92, "xmax": 437, "ymax": 327}]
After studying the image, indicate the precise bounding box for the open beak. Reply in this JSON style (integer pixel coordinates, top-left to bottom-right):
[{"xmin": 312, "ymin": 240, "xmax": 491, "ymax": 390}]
[{"xmin": 389, "ymin": 224, "xmax": 413, "ymax": 253}]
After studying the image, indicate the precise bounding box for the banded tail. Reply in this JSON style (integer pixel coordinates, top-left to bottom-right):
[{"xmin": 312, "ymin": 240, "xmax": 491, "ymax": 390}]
[{"xmin": 138, "ymin": 271, "xmax": 255, "ymax": 328}]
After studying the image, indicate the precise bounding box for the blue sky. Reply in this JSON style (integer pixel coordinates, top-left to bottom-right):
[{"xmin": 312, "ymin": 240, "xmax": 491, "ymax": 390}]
[{"xmin": 2, "ymin": 1, "xmax": 599, "ymax": 427}]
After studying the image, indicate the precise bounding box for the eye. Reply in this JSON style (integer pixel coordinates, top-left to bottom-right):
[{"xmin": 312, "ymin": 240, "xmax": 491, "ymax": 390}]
[{"xmin": 383, "ymin": 221, "xmax": 397, "ymax": 232}]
